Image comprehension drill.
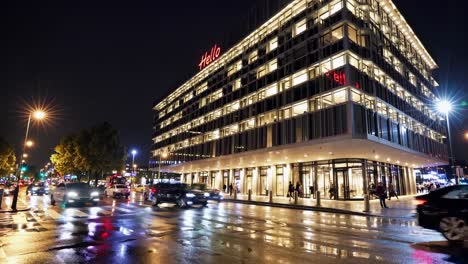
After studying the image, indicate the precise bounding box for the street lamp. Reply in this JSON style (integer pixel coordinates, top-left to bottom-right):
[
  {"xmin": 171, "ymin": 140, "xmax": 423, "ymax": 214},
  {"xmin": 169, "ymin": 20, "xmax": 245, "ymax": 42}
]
[
  {"xmin": 465, "ymin": 131, "xmax": 468, "ymax": 140},
  {"xmin": 436, "ymin": 100, "xmax": 457, "ymax": 184},
  {"xmin": 131, "ymin": 149, "xmax": 137, "ymax": 173},
  {"xmin": 12, "ymin": 109, "xmax": 47, "ymax": 211},
  {"xmin": 158, "ymin": 152, "xmax": 169, "ymax": 181}
]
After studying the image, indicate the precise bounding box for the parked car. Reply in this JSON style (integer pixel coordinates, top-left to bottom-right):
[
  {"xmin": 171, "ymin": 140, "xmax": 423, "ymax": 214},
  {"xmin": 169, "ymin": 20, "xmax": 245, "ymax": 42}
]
[
  {"xmin": 149, "ymin": 183, "xmax": 209, "ymax": 208},
  {"xmin": 26, "ymin": 182, "xmax": 50, "ymax": 196},
  {"xmin": 416, "ymin": 185, "xmax": 468, "ymax": 243},
  {"xmin": 191, "ymin": 183, "xmax": 223, "ymax": 202},
  {"xmin": 51, "ymin": 182, "xmax": 100, "ymax": 206},
  {"xmin": 106, "ymin": 184, "xmax": 130, "ymax": 199}
]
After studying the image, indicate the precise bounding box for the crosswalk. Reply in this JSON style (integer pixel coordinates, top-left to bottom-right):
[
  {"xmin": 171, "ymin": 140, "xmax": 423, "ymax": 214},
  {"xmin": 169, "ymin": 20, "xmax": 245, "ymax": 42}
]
[{"xmin": 0, "ymin": 202, "xmax": 154, "ymax": 235}]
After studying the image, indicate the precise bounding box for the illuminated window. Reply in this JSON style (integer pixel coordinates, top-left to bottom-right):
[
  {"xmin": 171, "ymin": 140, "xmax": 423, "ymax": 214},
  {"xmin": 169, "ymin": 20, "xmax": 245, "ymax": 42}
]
[
  {"xmin": 268, "ymin": 37, "xmax": 278, "ymax": 52},
  {"xmin": 195, "ymin": 82, "xmax": 208, "ymax": 95},
  {"xmin": 348, "ymin": 25, "xmax": 358, "ymax": 43},
  {"xmin": 332, "ymin": 55, "xmax": 345, "ymax": 69},
  {"xmin": 265, "ymin": 83, "xmax": 278, "ymax": 97},
  {"xmin": 294, "ymin": 19, "xmax": 307, "ymax": 36},
  {"xmin": 257, "ymin": 66, "xmax": 267, "ymax": 78},
  {"xmin": 348, "ymin": 54, "xmax": 359, "ymax": 68},
  {"xmin": 248, "ymin": 51, "xmax": 258, "ymax": 63},
  {"xmin": 233, "ymin": 78, "xmax": 241, "ymax": 90},
  {"xmin": 292, "ymin": 101, "xmax": 308, "ymax": 116},
  {"xmin": 268, "ymin": 59, "xmax": 278, "ymax": 72},
  {"xmin": 333, "ymin": 89, "xmax": 347, "ymax": 104},
  {"xmin": 351, "ymin": 89, "xmax": 362, "ymax": 104},
  {"xmin": 280, "ymin": 77, "xmax": 291, "ymax": 91},
  {"xmin": 292, "ymin": 69, "xmax": 308, "ymax": 86}
]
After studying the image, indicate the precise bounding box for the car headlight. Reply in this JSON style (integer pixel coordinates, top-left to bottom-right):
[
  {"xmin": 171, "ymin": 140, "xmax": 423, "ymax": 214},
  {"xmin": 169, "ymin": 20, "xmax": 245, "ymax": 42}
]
[
  {"xmin": 45, "ymin": 187, "xmax": 50, "ymax": 191},
  {"xmin": 32, "ymin": 187, "xmax": 38, "ymax": 190},
  {"xmin": 91, "ymin": 191, "xmax": 99, "ymax": 197},
  {"xmin": 204, "ymin": 192, "xmax": 210, "ymax": 197},
  {"xmin": 186, "ymin": 193, "xmax": 195, "ymax": 198},
  {"xmin": 67, "ymin": 191, "xmax": 78, "ymax": 197}
]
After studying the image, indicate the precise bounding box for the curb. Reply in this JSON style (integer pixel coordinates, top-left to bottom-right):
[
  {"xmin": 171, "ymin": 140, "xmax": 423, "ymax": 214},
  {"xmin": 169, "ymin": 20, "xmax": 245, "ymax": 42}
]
[
  {"xmin": 223, "ymin": 199, "xmax": 381, "ymax": 217},
  {"xmin": 0, "ymin": 207, "xmax": 31, "ymax": 213}
]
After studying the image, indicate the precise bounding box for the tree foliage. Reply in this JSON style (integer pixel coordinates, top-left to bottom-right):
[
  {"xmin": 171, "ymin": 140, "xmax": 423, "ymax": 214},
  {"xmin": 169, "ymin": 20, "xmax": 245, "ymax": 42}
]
[
  {"xmin": 0, "ymin": 137, "xmax": 16, "ymax": 176},
  {"xmin": 50, "ymin": 122, "xmax": 127, "ymax": 184}
]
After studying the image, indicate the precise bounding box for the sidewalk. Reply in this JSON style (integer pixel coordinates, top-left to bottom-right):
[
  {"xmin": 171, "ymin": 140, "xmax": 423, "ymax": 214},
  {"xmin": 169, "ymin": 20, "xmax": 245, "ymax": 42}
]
[{"xmin": 224, "ymin": 193, "xmax": 418, "ymax": 218}]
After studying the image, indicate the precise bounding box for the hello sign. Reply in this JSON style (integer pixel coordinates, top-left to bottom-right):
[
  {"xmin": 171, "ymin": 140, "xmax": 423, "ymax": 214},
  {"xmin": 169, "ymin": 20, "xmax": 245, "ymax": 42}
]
[{"xmin": 199, "ymin": 45, "xmax": 221, "ymax": 70}]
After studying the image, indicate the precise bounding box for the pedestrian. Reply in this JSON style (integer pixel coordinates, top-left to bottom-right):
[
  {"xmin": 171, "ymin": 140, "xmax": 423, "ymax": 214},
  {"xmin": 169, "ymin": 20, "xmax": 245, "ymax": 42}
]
[
  {"xmin": 223, "ymin": 184, "xmax": 227, "ymax": 193},
  {"xmin": 328, "ymin": 183, "xmax": 335, "ymax": 199},
  {"xmin": 309, "ymin": 185, "xmax": 315, "ymax": 199},
  {"xmin": 376, "ymin": 182, "xmax": 388, "ymax": 208},
  {"xmin": 229, "ymin": 183, "xmax": 233, "ymax": 196},
  {"xmin": 299, "ymin": 184, "xmax": 303, "ymax": 198},
  {"xmin": 288, "ymin": 181, "xmax": 294, "ymax": 201},
  {"xmin": 388, "ymin": 183, "xmax": 398, "ymax": 200}
]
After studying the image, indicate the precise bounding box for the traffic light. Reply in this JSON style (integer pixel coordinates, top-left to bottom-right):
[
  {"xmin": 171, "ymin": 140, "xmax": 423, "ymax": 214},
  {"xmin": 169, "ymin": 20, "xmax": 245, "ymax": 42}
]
[{"xmin": 20, "ymin": 164, "xmax": 27, "ymax": 172}]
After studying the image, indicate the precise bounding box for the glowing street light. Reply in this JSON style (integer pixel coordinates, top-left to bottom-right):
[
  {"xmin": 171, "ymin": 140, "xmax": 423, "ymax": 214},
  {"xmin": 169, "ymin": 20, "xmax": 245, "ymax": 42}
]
[
  {"xmin": 436, "ymin": 99, "xmax": 457, "ymax": 184},
  {"xmin": 22, "ymin": 154, "xmax": 28, "ymax": 158},
  {"xmin": 12, "ymin": 108, "xmax": 48, "ymax": 211},
  {"xmin": 131, "ymin": 149, "xmax": 137, "ymax": 173},
  {"xmin": 25, "ymin": 140, "xmax": 34, "ymax": 147},
  {"xmin": 465, "ymin": 131, "xmax": 468, "ymax": 140}
]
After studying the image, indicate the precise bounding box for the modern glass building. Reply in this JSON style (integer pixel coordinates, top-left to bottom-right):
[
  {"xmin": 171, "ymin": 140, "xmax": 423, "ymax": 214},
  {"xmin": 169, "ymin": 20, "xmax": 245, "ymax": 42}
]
[{"xmin": 151, "ymin": 0, "xmax": 447, "ymax": 200}]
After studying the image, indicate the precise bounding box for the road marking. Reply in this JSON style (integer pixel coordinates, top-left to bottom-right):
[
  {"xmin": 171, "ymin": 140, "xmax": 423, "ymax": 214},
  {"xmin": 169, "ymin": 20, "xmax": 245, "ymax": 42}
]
[
  {"xmin": 0, "ymin": 247, "xmax": 6, "ymax": 259},
  {"xmin": 67, "ymin": 209, "xmax": 88, "ymax": 218},
  {"xmin": 12, "ymin": 213, "xmax": 27, "ymax": 224},
  {"xmin": 46, "ymin": 209, "xmax": 63, "ymax": 220},
  {"xmin": 113, "ymin": 206, "xmax": 132, "ymax": 213}
]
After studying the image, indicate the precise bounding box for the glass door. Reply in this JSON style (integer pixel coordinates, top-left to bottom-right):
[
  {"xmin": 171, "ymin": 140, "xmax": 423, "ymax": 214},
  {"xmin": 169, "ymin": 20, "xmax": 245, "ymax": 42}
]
[{"xmin": 335, "ymin": 169, "xmax": 350, "ymax": 200}]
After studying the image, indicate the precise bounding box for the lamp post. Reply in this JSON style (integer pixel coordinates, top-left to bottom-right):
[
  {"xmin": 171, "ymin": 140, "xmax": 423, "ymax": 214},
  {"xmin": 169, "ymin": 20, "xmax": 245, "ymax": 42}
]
[
  {"xmin": 12, "ymin": 109, "xmax": 47, "ymax": 211},
  {"xmin": 436, "ymin": 100, "xmax": 457, "ymax": 184},
  {"xmin": 131, "ymin": 149, "xmax": 137, "ymax": 173},
  {"xmin": 158, "ymin": 152, "xmax": 168, "ymax": 181}
]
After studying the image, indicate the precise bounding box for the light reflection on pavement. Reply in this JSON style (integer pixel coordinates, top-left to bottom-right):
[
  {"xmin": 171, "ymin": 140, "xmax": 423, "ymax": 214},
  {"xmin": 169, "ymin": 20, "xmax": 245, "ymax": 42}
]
[{"xmin": 0, "ymin": 189, "xmax": 466, "ymax": 264}]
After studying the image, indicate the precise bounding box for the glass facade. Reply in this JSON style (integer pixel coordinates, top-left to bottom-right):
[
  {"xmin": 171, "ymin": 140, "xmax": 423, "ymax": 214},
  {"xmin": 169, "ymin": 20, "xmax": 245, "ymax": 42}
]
[{"xmin": 153, "ymin": 0, "xmax": 445, "ymax": 200}]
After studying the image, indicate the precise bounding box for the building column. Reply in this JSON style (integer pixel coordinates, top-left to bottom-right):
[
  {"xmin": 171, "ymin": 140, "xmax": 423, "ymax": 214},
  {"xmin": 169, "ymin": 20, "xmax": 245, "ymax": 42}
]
[
  {"xmin": 270, "ymin": 165, "xmax": 276, "ymax": 196},
  {"xmin": 215, "ymin": 171, "xmax": 222, "ymax": 191},
  {"xmin": 240, "ymin": 168, "xmax": 246, "ymax": 194},
  {"xmin": 408, "ymin": 167, "xmax": 416, "ymax": 194},
  {"xmin": 252, "ymin": 167, "xmax": 259, "ymax": 195}
]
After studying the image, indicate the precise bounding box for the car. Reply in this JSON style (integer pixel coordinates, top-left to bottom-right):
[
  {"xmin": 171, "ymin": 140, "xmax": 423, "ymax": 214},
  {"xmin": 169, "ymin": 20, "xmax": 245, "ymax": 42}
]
[
  {"xmin": 191, "ymin": 183, "xmax": 223, "ymax": 202},
  {"xmin": 105, "ymin": 184, "xmax": 130, "ymax": 199},
  {"xmin": 149, "ymin": 182, "xmax": 209, "ymax": 208},
  {"xmin": 51, "ymin": 182, "xmax": 100, "ymax": 206},
  {"xmin": 1, "ymin": 185, "xmax": 16, "ymax": 196},
  {"xmin": 416, "ymin": 185, "xmax": 468, "ymax": 243},
  {"xmin": 26, "ymin": 182, "xmax": 50, "ymax": 196}
]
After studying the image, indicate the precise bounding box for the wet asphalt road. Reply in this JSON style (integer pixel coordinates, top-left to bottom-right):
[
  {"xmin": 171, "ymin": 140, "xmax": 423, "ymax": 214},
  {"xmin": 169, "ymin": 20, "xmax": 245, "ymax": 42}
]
[{"xmin": 0, "ymin": 190, "xmax": 467, "ymax": 264}]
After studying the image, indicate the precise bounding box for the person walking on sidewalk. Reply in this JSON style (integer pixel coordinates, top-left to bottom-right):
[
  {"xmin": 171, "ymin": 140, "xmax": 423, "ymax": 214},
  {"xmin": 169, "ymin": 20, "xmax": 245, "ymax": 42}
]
[
  {"xmin": 376, "ymin": 182, "xmax": 388, "ymax": 208},
  {"xmin": 388, "ymin": 183, "xmax": 399, "ymax": 200},
  {"xmin": 288, "ymin": 182, "xmax": 294, "ymax": 201}
]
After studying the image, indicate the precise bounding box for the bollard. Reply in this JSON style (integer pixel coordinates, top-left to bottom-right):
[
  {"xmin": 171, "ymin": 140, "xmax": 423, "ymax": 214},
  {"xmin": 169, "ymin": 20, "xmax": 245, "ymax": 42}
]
[
  {"xmin": 316, "ymin": 191, "xmax": 321, "ymax": 206},
  {"xmin": 294, "ymin": 191, "xmax": 298, "ymax": 204},
  {"xmin": 0, "ymin": 189, "xmax": 3, "ymax": 209},
  {"xmin": 269, "ymin": 190, "xmax": 273, "ymax": 203},
  {"xmin": 234, "ymin": 189, "xmax": 237, "ymax": 200},
  {"xmin": 363, "ymin": 194, "xmax": 370, "ymax": 212},
  {"xmin": 248, "ymin": 189, "xmax": 252, "ymax": 201}
]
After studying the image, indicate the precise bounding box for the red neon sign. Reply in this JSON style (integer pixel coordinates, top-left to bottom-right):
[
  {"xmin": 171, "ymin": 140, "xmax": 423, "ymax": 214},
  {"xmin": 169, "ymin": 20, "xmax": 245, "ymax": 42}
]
[
  {"xmin": 199, "ymin": 44, "xmax": 221, "ymax": 70},
  {"xmin": 325, "ymin": 70, "xmax": 346, "ymax": 86}
]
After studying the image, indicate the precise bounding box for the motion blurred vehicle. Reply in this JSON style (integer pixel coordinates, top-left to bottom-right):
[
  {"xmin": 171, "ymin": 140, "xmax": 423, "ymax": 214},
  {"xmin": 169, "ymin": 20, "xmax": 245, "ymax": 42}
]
[
  {"xmin": 191, "ymin": 183, "xmax": 223, "ymax": 202},
  {"xmin": 26, "ymin": 182, "xmax": 50, "ymax": 196},
  {"xmin": 1, "ymin": 184, "xmax": 15, "ymax": 196},
  {"xmin": 416, "ymin": 185, "xmax": 468, "ymax": 243},
  {"xmin": 149, "ymin": 182, "xmax": 208, "ymax": 208},
  {"xmin": 51, "ymin": 182, "xmax": 100, "ymax": 206},
  {"xmin": 105, "ymin": 184, "xmax": 130, "ymax": 199}
]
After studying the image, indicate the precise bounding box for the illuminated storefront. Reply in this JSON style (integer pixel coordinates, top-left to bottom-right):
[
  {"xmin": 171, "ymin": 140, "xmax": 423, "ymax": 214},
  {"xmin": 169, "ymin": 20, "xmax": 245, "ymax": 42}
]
[{"xmin": 152, "ymin": 0, "xmax": 447, "ymax": 200}]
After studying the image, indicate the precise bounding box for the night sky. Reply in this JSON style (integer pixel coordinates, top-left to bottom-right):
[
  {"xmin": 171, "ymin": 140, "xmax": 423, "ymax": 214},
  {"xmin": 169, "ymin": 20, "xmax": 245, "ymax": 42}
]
[{"xmin": 1, "ymin": 0, "xmax": 467, "ymax": 168}]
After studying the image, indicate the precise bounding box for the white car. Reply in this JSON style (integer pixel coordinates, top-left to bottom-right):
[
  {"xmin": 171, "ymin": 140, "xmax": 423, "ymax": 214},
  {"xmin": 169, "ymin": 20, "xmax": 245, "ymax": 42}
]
[{"xmin": 105, "ymin": 184, "xmax": 130, "ymax": 199}]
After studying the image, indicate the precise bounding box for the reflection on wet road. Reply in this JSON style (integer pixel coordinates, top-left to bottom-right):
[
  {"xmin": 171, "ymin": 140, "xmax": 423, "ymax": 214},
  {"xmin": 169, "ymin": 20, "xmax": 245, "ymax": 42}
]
[{"xmin": 0, "ymin": 193, "xmax": 466, "ymax": 264}]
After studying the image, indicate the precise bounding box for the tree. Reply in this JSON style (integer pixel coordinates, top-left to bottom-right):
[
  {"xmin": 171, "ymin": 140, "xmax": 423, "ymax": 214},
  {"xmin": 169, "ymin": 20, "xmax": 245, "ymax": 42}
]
[
  {"xmin": 0, "ymin": 137, "xmax": 16, "ymax": 177},
  {"xmin": 50, "ymin": 122, "xmax": 126, "ymax": 185},
  {"xmin": 50, "ymin": 135, "xmax": 80, "ymax": 177}
]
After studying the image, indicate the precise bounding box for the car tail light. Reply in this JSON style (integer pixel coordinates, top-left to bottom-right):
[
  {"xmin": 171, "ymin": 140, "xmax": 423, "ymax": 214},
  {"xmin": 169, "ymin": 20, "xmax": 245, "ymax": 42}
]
[
  {"xmin": 151, "ymin": 187, "xmax": 156, "ymax": 194},
  {"xmin": 415, "ymin": 198, "xmax": 427, "ymax": 205}
]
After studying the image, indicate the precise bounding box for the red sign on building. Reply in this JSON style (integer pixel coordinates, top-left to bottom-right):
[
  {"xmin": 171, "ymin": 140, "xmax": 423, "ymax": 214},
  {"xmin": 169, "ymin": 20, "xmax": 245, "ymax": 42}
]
[{"xmin": 199, "ymin": 45, "xmax": 221, "ymax": 70}]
